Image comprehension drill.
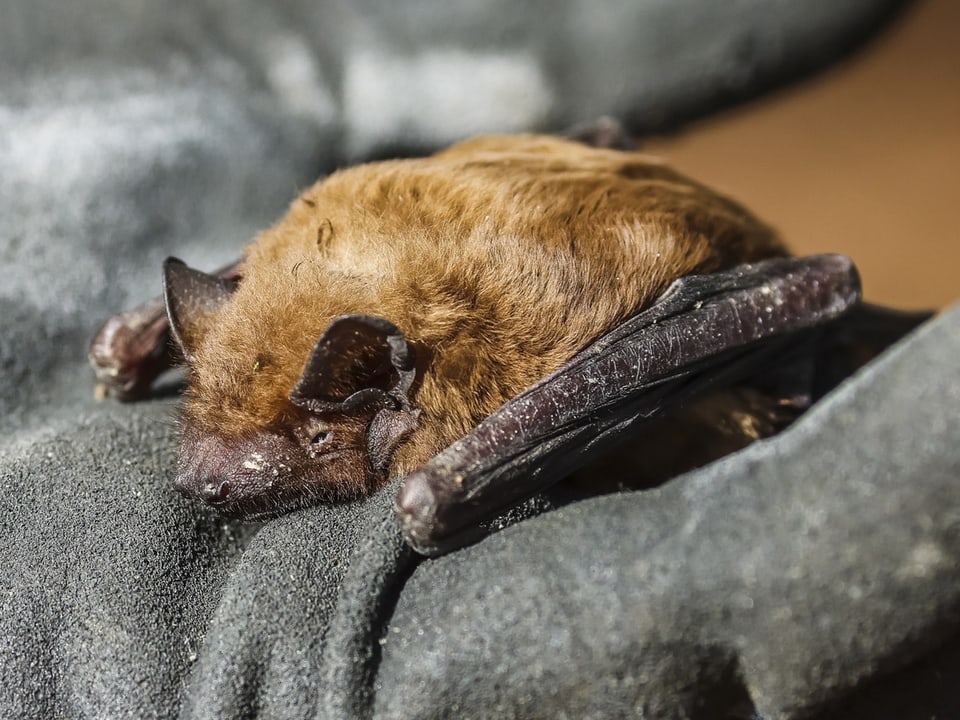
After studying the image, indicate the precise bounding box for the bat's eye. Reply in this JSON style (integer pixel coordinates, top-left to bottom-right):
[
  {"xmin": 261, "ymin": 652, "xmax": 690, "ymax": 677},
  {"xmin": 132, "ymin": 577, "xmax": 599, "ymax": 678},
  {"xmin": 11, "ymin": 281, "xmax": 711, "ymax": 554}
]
[{"xmin": 301, "ymin": 421, "xmax": 334, "ymax": 453}]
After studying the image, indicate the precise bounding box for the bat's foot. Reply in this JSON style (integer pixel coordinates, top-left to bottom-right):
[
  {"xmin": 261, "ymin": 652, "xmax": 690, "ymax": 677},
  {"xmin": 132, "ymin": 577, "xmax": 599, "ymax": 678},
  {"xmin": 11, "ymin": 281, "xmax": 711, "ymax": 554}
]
[
  {"xmin": 563, "ymin": 116, "xmax": 638, "ymax": 151},
  {"xmin": 567, "ymin": 386, "xmax": 806, "ymax": 494}
]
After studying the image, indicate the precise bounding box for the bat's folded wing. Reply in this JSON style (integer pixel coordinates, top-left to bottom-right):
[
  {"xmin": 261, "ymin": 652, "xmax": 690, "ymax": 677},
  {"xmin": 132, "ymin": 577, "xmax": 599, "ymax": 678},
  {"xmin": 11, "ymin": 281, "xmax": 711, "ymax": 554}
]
[{"xmin": 397, "ymin": 254, "xmax": 867, "ymax": 555}]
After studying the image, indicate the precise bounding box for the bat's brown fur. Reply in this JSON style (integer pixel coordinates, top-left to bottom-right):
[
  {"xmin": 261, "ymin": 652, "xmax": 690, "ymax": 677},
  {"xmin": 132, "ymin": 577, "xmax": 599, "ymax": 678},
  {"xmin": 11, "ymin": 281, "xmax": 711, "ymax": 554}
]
[{"xmin": 181, "ymin": 134, "xmax": 785, "ymax": 499}]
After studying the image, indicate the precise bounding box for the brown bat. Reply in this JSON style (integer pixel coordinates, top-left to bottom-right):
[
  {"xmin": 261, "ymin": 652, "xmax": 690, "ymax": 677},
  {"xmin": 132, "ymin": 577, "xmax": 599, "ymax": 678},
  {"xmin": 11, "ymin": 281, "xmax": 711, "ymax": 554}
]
[{"xmin": 89, "ymin": 130, "xmax": 922, "ymax": 555}]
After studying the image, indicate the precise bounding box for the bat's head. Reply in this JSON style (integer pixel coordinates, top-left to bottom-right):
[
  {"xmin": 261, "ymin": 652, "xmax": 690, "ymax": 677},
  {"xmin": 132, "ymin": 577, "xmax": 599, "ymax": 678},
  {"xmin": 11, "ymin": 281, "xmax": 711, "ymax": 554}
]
[{"xmin": 162, "ymin": 258, "xmax": 420, "ymax": 518}]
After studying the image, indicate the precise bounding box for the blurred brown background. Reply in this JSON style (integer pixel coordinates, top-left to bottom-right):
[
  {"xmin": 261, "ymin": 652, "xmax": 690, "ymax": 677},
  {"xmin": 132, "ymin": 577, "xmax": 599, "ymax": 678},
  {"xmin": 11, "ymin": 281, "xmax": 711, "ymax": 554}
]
[{"xmin": 647, "ymin": 0, "xmax": 958, "ymax": 310}]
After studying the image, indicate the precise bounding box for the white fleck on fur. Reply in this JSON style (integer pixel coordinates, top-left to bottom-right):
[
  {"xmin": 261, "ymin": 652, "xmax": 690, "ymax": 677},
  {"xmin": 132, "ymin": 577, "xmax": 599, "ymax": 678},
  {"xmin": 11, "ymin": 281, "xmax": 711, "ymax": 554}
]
[{"xmin": 243, "ymin": 452, "xmax": 266, "ymax": 472}]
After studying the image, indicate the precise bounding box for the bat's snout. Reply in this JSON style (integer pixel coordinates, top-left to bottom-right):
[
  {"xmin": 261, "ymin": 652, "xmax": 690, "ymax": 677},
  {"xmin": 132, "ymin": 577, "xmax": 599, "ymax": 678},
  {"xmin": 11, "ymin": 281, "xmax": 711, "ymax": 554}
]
[
  {"xmin": 172, "ymin": 427, "xmax": 313, "ymax": 517},
  {"xmin": 173, "ymin": 430, "xmax": 254, "ymax": 510}
]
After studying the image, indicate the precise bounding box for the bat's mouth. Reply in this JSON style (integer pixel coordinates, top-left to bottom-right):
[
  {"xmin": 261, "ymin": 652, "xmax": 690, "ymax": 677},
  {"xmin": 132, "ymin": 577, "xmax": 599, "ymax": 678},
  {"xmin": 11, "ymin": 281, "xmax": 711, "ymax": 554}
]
[
  {"xmin": 175, "ymin": 482, "xmax": 295, "ymax": 521},
  {"xmin": 175, "ymin": 470, "xmax": 375, "ymax": 521},
  {"xmin": 208, "ymin": 503, "xmax": 278, "ymax": 522}
]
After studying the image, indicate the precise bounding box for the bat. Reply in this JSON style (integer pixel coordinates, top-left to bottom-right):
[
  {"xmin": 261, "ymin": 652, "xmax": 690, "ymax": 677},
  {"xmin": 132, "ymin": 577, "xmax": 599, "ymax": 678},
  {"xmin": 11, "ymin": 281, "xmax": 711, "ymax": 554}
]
[{"xmin": 89, "ymin": 128, "xmax": 928, "ymax": 555}]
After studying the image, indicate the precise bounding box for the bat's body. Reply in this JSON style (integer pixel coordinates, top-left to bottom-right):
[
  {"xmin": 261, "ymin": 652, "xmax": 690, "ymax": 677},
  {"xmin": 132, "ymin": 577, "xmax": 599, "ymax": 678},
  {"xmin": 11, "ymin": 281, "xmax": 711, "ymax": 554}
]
[{"xmin": 165, "ymin": 134, "xmax": 788, "ymax": 518}]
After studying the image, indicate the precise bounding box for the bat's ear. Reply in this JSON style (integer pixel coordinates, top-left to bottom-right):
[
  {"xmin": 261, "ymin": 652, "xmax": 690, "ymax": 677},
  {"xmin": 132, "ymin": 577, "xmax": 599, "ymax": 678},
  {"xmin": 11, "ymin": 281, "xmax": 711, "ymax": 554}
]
[
  {"xmin": 289, "ymin": 314, "xmax": 417, "ymax": 415},
  {"xmin": 162, "ymin": 257, "xmax": 238, "ymax": 363},
  {"xmin": 290, "ymin": 315, "xmax": 420, "ymax": 471}
]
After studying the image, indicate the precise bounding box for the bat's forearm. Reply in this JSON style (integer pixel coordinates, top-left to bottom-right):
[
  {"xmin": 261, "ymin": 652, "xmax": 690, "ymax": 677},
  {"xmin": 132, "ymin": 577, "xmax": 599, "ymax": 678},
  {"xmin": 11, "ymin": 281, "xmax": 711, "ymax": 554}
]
[{"xmin": 396, "ymin": 254, "xmax": 862, "ymax": 556}]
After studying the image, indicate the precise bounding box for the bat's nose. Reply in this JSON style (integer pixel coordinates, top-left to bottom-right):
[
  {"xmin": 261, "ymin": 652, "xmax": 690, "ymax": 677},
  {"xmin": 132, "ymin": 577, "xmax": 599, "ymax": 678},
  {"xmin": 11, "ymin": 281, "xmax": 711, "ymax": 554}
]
[
  {"xmin": 173, "ymin": 471, "xmax": 232, "ymax": 506},
  {"xmin": 199, "ymin": 479, "xmax": 232, "ymax": 505},
  {"xmin": 174, "ymin": 432, "xmax": 242, "ymax": 506}
]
